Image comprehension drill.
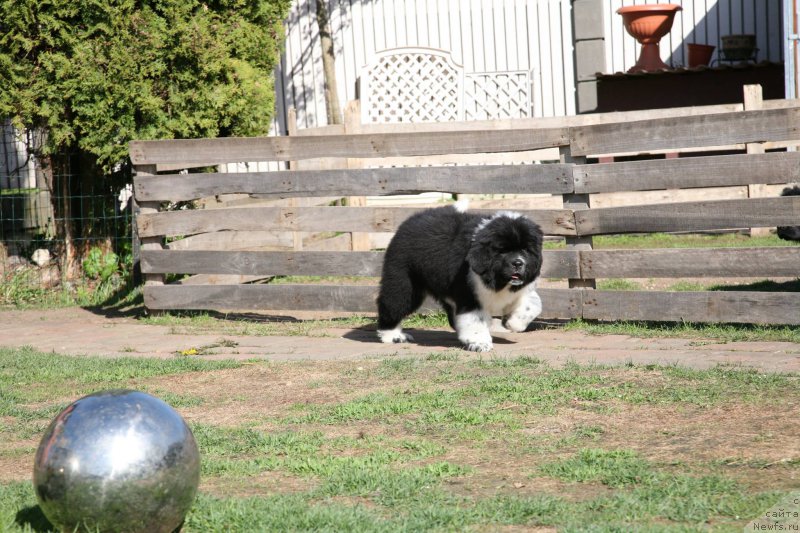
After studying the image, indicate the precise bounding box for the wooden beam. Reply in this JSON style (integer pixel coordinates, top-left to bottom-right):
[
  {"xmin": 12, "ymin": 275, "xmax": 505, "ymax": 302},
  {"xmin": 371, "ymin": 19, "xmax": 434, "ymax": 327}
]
[
  {"xmin": 581, "ymin": 248, "xmax": 800, "ymax": 278},
  {"xmin": 136, "ymin": 206, "xmax": 578, "ymax": 238},
  {"xmin": 573, "ymin": 152, "xmax": 800, "ymax": 194},
  {"xmin": 143, "ymin": 284, "xmax": 581, "ymax": 319},
  {"xmin": 129, "ymin": 127, "xmax": 570, "ymax": 166},
  {"xmin": 569, "ymin": 108, "xmax": 800, "ymax": 157},
  {"xmin": 575, "ymin": 197, "xmax": 800, "ymax": 236},
  {"xmin": 134, "ymin": 164, "xmax": 574, "ymax": 203},
  {"xmin": 582, "ymin": 290, "xmax": 800, "ymax": 325},
  {"xmin": 140, "ymin": 249, "xmax": 579, "ymax": 279}
]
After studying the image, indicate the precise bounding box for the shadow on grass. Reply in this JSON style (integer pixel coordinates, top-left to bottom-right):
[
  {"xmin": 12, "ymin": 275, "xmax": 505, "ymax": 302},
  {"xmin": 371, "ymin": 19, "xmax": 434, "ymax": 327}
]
[{"xmin": 15, "ymin": 505, "xmax": 53, "ymax": 532}]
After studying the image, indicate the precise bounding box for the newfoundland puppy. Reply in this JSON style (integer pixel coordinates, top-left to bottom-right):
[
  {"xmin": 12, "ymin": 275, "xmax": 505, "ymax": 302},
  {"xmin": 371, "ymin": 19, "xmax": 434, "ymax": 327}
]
[
  {"xmin": 376, "ymin": 203, "xmax": 543, "ymax": 352},
  {"xmin": 777, "ymin": 185, "xmax": 800, "ymax": 242}
]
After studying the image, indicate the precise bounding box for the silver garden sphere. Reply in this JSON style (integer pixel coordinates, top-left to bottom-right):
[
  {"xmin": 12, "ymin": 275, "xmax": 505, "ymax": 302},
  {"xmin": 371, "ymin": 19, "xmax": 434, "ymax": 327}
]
[{"xmin": 33, "ymin": 390, "xmax": 200, "ymax": 533}]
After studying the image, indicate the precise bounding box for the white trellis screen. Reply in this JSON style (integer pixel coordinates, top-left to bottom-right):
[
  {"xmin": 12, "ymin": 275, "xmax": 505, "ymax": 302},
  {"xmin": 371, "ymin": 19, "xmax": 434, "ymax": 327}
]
[
  {"xmin": 361, "ymin": 48, "xmax": 532, "ymax": 123},
  {"xmin": 361, "ymin": 48, "xmax": 464, "ymax": 123},
  {"xmin": 464, "ymin": 71, "xmax": 534, "ymax": 121}
]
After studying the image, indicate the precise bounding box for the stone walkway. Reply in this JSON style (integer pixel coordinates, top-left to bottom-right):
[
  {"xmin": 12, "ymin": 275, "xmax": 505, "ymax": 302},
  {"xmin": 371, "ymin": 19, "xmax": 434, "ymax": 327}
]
[{"xmin": 0, "ymin": 308, "xmax": 798, "ymax": 372}]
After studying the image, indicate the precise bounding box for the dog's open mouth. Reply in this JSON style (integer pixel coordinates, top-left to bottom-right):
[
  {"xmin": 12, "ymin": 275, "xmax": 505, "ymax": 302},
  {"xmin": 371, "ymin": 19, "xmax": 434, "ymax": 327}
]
[{"xmin": 509, "ymin": 274, "xmax": 524, "ymax": 286}]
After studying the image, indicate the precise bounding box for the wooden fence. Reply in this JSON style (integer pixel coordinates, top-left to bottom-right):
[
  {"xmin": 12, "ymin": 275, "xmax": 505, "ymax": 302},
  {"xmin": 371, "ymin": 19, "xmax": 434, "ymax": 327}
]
[{"xmin": 131, "ymin": 93, "xmax": 800, "ymax": 325}]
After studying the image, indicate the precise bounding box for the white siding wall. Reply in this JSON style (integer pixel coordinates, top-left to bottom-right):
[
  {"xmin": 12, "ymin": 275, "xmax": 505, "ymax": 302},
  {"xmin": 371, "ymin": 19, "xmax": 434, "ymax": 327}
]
[
  {"xmin": 281, "ymin": 0, "xmax": 576, "ymax": 130},
  {"xmin": 604, "ymin": 0, "xmax": 784, "ymax": 74}
]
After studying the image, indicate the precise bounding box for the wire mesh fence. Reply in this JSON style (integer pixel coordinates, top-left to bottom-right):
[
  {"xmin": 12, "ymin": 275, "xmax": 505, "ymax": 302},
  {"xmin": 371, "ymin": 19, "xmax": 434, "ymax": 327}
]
[{"xmin": 1, "ymin": 124, "xmax": 133, "ymax": 288}]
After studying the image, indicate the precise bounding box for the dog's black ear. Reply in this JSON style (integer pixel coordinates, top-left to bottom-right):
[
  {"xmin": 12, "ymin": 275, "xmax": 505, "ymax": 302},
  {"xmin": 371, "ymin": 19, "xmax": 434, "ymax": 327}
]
[{"xmin": 467, "ymin": 239, "xmax": 492, "ymax": 274}]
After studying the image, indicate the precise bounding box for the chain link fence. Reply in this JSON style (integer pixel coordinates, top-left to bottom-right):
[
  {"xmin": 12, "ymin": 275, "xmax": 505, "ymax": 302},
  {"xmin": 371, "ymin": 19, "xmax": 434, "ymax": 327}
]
[{"xmin": 1, "ymin": 122, "xmax": 133, "ymax": 288}]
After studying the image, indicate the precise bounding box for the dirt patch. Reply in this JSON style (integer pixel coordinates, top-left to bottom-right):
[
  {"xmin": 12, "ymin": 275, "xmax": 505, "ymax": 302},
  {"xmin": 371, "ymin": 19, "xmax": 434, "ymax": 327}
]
[
  {"xmin": 0, "ymin": 456, "xmax": 32, "ymax": 483},
  {"xmin": 139, "ymin": 361, "xmax": 390, "ymax": 426}
]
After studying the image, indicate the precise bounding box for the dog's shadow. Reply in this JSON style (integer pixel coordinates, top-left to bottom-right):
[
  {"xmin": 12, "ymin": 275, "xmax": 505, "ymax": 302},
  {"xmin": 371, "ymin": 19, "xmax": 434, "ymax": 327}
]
[{"xmin": 344, "ymin": 323, "xmax": 525, "ymax": 348}]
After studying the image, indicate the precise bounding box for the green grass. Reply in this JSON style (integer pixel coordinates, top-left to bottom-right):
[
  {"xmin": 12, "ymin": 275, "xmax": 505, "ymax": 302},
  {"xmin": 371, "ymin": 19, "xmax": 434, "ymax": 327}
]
[
  {"xmin": 0, "ymin": 266, "xmax": 142, "ymax": 309},
  {"xmin": 564, "ymin": 319, "xmax": 800, "ymax": 343},
  {"xmin": 1, "ymin": 347, "xmax": 798, "ymax": 531},
  {"xmin": 0, "ymin": 346, "xmax": 240, "ymax": 437}
]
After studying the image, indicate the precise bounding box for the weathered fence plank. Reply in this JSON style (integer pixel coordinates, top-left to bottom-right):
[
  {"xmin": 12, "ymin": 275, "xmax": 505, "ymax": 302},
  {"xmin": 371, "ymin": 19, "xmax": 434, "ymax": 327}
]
[
  {"xmin": 570, "ymin": 108, "xmax": 800, "ymax": 156},
  {"xmin": 131, "ymin": 99, "xmax": 800, "ymax": 326},
  {"xmin": 581, "ymin": 248, "xmax": 800, "ymax": 278},
  {"xmin": 140, "ymin": 250, "xmax": 580, "ymax": 279},
  {"xmin": 143, "ymin": 285, "xmax": 582, "ymax": 318},
  {"xmin": 575, "ymin": 197, "xmax": 800, "ymax": 236},
  {"xmin": 137, "ymin": 206, "xmax": 578, "ymax": 238},
  {"xmin": 134, "ymin": 164, "xmax": 574, "ymax": 203},
  {"xmin": 129, "ymin": 128, "xmax": 570, "ymax": 166},
  {"xmin": 582, "ymin": 290, "xmax": 800, "ymax": 325},
  {"xmin": 574, "ymin": 152, "xmax": 800, "ymax": 194}
]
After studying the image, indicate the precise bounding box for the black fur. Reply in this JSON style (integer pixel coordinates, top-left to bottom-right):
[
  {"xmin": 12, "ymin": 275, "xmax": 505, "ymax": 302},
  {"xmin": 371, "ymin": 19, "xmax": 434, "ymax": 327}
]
[
  {"xmin": 377, "ymin": 205, "xmax": 543, "ymax": 338},
  {"xmin": 777, "ymin": 185, "xmax": 800, "ymax": 242}
]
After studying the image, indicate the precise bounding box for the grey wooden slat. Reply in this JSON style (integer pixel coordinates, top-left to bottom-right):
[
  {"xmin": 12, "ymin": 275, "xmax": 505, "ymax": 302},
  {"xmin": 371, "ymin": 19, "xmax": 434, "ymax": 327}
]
[
  {"xmin": 136, "ymin": 207, "xmax": 577, "ymax": 238},
  {"xmin": 583, "ymin": 290, "xmax": 800, "ymax": 325},
  {"xmin": 575, "ymin": 197, "xmax": 800, "ymax": 236},
  {"xmin": 142, "ymin": 283, "xmax": 800, "ymax": 325},
  {"xmin": 134, "ymin": 164, "xmax": 574, "ymax": 203},
  {"xmin": 143, "ymin": 284, "xmax": 581, "ymax": 319},
  {"xmin": 140, "ymin": 249, "xmax": 579, "ymax": 279},
  {"xmin": 569, "ymin": 108, "xmax": 800, "ymax": 156},
  {"xmin": 129, "ymin": 127, "xmax": 570, "ymax": 166},
  {"xmin": 581, "ymin": 247, "xmax": 800, "ymax": 278},
  {"xmin": 574, "ymin": 152, "xmax": 800, "ymax": 194}
]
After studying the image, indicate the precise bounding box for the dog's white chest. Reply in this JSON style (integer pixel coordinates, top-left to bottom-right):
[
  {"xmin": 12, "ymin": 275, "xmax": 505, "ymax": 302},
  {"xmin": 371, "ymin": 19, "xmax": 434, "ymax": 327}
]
[{"xmin": 469, "ymin": 271, "xmax": 527, "ymax": 316}]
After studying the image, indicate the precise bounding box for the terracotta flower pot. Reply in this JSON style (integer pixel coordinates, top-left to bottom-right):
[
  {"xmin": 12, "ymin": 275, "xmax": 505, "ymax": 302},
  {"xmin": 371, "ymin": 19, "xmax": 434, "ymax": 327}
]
[
  {"xmin": 617, "ymin": 3, "xmax": 683, "ymax": 72},
  {"xmin": 687, "ymin": 43, "xmax": 715, "ymax": 67}
]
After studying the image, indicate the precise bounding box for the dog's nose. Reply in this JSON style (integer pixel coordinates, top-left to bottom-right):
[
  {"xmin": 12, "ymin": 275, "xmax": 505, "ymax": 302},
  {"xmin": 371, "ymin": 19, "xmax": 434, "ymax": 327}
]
[{"xmin": 512, "ymin": 257, "xmax": 525, "ymax": 269}]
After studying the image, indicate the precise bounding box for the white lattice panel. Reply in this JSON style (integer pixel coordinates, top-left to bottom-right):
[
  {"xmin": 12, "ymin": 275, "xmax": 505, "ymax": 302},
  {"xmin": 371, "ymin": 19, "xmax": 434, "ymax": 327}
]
[
  {"xmin": 361, "ymin": 47, "xmax": 533, "ymax": 124},
  {"xmin": 464, "ymin": 72, "xmax": 532, "ymax": 120},
  {"xmin": 362, "ymin": 48, "xmax": 463, "ymax": 123}
]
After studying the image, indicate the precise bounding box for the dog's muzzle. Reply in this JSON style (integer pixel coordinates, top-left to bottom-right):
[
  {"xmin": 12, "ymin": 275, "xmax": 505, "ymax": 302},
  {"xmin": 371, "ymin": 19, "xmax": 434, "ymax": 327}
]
[{"xmin": 509, "ymin": 257, "xmax": 526, "ymax": 286}]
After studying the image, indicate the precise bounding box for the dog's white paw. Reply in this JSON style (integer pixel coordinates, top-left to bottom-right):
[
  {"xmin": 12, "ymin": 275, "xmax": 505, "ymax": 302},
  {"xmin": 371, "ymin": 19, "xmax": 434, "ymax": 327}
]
[
  {"xmin": 464, "ymin": 341, "xmax": 493, "ymax": 352},
  {"xmin": 377, "ymin": 328, "xmax": 414, "ymax": 344},
  {"xmin": 503, "ymin": 316, "xmax": 530, "ymax": 333}
]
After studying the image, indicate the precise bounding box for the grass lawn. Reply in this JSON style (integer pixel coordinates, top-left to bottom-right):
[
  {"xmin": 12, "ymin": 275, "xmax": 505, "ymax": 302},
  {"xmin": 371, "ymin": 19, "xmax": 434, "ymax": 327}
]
[{"xmin": 1, "ymin": 345, "xmax": 798, "ymax": 532}]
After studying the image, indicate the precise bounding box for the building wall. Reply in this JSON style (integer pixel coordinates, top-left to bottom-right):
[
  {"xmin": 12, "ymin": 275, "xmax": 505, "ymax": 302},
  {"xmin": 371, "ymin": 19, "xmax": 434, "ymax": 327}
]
[{"xmin": 281, "ymin": 0, "xmax": 576, "ymax": 130}]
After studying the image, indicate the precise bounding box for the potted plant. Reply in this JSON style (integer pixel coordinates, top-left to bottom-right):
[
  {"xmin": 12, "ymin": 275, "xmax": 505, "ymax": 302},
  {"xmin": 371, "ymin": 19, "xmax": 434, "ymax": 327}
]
[{"xmin": 617, "ymin": 3, "xmax": 683, "ymax": 72}]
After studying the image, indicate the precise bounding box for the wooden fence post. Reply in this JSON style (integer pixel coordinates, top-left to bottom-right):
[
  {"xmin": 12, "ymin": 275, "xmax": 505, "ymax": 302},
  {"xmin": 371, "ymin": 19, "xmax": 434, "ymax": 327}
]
[
  {"xmin": 286, "ymin": 108, "xmax": 304, "ymax": 250},
  {"xmin": 560, "ymin": 145, "xmax": 596, "ymax": 290},
  {"xmin": 744, "ymin": 84, "xmax": 771, "ymax": 237},
  {"xmin": 133, "ymin": 164, "xmax": 164, "ymax": 314},
  {"xmin": 344, "ymin": 100, "xmax": 372, "ymax": 251}
]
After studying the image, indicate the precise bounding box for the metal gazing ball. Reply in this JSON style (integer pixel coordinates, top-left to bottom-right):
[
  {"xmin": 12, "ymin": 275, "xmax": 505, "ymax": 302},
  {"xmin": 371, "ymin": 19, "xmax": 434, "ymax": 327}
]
[{"xmin": 33, "ymin": 390, "xmax": 200, "ymax": 533}]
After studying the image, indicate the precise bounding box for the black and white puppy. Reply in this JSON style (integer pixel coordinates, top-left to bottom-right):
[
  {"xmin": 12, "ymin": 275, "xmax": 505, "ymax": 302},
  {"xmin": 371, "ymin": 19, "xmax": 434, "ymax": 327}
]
[
  {"xmin": 777, "ymin": 185, "xmax": 800, "ymax": 242},
  {"xmin": 376, "ymin": 203, "xmax": 543, "ymax": 352}
]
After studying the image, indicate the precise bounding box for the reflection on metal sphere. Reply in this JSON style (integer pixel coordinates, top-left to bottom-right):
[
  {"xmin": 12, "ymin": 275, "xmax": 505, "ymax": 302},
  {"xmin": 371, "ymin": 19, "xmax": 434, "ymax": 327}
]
[{"xmin": 33, "ymin": 390, "xmax": 200, "ymax": 533}]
